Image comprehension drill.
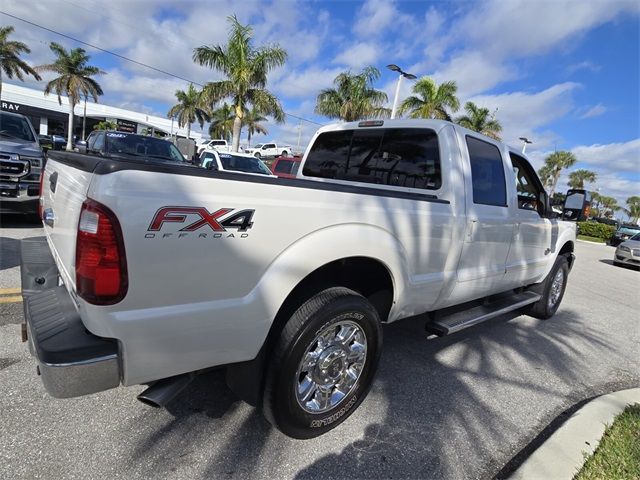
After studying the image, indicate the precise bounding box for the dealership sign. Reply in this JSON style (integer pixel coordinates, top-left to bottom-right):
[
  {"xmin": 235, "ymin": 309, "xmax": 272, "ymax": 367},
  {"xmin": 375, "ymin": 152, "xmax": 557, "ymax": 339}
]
[{"xmin": 1, "ymin": 101, "xmax": 21, "ymax": 112}]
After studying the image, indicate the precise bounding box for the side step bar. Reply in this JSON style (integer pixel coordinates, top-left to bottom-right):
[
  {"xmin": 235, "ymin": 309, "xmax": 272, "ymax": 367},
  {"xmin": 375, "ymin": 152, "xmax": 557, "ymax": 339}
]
[{"xmin": 425, "ymin": 291, "xmax": 541, "ymax": 336}]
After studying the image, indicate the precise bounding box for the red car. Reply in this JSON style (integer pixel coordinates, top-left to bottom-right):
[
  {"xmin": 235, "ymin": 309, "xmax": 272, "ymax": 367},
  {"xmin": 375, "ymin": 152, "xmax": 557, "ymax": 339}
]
[{"xmin": 271, "ymin": 155, "xmax": 301, "ymax": 179}]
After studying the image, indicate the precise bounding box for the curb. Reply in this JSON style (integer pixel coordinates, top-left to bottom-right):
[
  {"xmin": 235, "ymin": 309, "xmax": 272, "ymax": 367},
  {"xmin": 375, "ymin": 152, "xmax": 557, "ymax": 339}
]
[
  {"xmin": 576, "ymin": 239, "xmax": 608, "ymax": 245},
  {"xmin": 509, "ymin": 388, "xmax": 640, "ymax": 479}
]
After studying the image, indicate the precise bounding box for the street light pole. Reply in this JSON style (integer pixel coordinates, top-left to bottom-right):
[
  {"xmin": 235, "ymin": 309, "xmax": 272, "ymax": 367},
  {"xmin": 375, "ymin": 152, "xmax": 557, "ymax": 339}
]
[
  {"xmin": 519, "ymin": 136, "xmax": 532, "ymax": 154},
  {"xmin": 387, "ymin": 64, "xmax": 417, "ymax": 120}
]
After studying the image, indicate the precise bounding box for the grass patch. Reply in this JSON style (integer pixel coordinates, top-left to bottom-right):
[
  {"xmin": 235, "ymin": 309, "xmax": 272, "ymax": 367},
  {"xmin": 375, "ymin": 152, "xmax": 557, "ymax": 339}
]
[
  {"xmin": 577, "ymin": 235, "xmax": 605, "ymax": 243},
  {"xmin": 574, "ymin": 403, "xmax": 640, "ymax": 480}
]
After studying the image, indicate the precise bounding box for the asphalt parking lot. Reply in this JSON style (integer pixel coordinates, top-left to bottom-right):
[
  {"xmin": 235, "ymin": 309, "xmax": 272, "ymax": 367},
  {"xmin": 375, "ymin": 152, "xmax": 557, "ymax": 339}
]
[{"xmin": 1, "ymin": 215, "xmax": 638, "ymax": 480}]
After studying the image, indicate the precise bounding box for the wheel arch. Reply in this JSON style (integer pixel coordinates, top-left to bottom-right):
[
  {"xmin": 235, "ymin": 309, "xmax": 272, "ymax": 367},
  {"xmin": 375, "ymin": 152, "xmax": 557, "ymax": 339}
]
[{"xmin": 226, "ymin": 225, "xmax": 407, "ymax": 406}]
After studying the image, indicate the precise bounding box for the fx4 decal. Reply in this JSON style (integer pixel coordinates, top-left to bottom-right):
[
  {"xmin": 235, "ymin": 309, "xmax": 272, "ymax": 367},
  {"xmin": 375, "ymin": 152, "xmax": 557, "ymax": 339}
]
[{"xmin": 148, "ymin": 207, "xmax": 255, "ymax": 232}]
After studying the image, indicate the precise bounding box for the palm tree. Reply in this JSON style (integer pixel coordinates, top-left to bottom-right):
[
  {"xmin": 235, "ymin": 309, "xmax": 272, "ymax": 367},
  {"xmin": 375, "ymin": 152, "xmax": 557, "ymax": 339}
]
[
  {"xmin": 193, "ymin": 15, "xmax": 286, "ymax": 152},
  {"xmin": 455, "ymin": 101, "xmax": 502, "ymax": 140},
  {"xmin": 36, "ymin": 43, "xmax": 104, "ymax": 151},
  {"xmin": 0, "ymin": 26, "xmax": 41, "ymax": 101},
  {"xmin": 167, "ymin": 83, "xmax": 209, "ymax": 141},
  {"xmin": 398, "ymin": 77, "xmax": 460, "ymax": 121},
  {"xmin": 243, "ymin": 106, "xmax": 268, "ymax": 145},
  {"xmin": 208, "ymin": 103, "xmax": 234, "ymax": 140},
  {"xmin": 93, "ymin": 120, "xmax": 117, "ymax": 131},
  {"xmin": 625, "ymin": 196, "xmax": 640, "ymax": 223},
  {"xmin": 590, "ymin": 191, "xmax": 603, "ymax": 217},
  {"xmin": 539, "ymin": 150, "xmax": 577, "ymax": 196},
  {"xmin": 315, "ymin": 66, "xmax": 390, "ymax": 121},
  {"xmin": 537, "ymin": 164, "xmax": 555, "ymax": 191},
  {"xmin": 600, "ymin": 196, "xmax": 619, "ymax": 218},
  {"xmin": 567, "ymin": 169, "xmax": 597, "ymax": 189}
]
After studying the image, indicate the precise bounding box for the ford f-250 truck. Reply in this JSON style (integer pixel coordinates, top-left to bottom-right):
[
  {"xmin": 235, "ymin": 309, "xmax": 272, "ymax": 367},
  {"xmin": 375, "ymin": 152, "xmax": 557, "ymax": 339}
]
[
  {"xmin": 0, "ymin": 110, "xmax": 45, "ymax": 215},
  {"xmin": 21, "ymin": 119, "xmax": 576, "ymax": 439}
]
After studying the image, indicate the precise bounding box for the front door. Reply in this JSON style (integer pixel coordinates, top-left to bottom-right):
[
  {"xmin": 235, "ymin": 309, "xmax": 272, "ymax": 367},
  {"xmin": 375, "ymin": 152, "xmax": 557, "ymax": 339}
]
[{"xmin": 505, "ymin": 152, "xmax": 553, "ymax": 285}]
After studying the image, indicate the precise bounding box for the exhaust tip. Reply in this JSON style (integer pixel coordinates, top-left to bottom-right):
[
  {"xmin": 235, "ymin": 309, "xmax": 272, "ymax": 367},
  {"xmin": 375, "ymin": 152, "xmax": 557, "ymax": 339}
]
[
  {"xmin": 136, "ymin": 373, "xmax": 195, "ymax": 409},
  {"xmin": 136, "ymin": 393, "xmax": 162, "ymax": 408}
]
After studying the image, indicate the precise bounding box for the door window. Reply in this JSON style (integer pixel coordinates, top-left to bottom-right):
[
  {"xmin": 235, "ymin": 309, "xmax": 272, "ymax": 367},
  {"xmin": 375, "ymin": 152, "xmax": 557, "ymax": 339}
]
[
  {"xmin": 510, "ymin": 152, "xmax": 545, "ymax": 216},
  {"xmin": 92, "ymin": 132, "xmax": 105, "ymax": 152},
  {"xmin": 466, "ymin": 136, "xmax": 507, "ymax": 207},
  {"xmin": 86, "ymin": 132, "xmax": 98, "ymax": 150}
]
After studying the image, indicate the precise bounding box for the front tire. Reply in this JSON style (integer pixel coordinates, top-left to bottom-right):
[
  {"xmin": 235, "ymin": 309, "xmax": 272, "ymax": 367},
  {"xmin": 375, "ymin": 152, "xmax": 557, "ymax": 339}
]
[
  {"xmin": 525, "ymin": 255, "xmax": 569, "ymax": 319},
  {"xmin": 263, "ymin": 287, "xmax": 382, "ymax": 439},
  {"xmin": 254, "ymin": 152, "xmax": 261, "ymax": 158}
]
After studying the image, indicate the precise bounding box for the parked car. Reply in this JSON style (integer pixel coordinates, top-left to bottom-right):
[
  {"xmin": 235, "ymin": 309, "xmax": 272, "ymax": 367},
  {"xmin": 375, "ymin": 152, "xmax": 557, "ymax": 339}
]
[
  {"xmin": 610, "ymin": 224, "xmax": 640, "ymax": 246},
  {"xmin": 200, "ymin": 150, "xmax": 275, "ymax": 177},
  {"xmin": 613, "ymin": 233, "xmax": 640, "ymax": 269},
  {"xmin": 0, "ymin": 110, "xmax": 44, "ymax": 215},
  {"xmin": 245, "ymin": 142, "xmax": 291, "ymax": 158},
  {"xmin": 22, "ymin": 118, "xmax": 576, "ymax": 439},
  {"xmin": 197, "ymin": 138, "xmax": 232, "ymax": 156},
  {"xmin": 271, "ymin": 155, "xmax": 301, "ymax": 179},
  {"xmin": 78, "ymin": 130, "xmax": 187, "ymax": 164}
]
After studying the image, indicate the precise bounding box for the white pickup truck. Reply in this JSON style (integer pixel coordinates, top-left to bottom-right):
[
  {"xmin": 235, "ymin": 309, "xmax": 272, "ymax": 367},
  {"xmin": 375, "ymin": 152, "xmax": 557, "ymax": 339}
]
[
  {"xmin": 21, "ymin": 119, "xmax": 576, "ymax": 439},
  {"xmin": 244, "ymin": 142, "xmax": 291, "ymax": 158},
  {"xmin": 196, "ymin": 138, "xmax": 232, "ymax": 156}
]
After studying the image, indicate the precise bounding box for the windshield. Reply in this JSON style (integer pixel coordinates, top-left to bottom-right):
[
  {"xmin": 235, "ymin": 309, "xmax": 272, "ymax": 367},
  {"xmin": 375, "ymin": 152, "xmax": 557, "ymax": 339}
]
[
  {"xmin": 618, "ymin": 226, "xmax": 640, "ymax": 235},
  {"xmin": 253, "ymin": 144, "xmax": 263, "ymax": 149},
  {"xmin": 0, "ymin": 113, "xmax": 35, "ymax": 142},
  {"xmin": 631, "ymin": 233, "xmax": 640, "ymax": 241},
  {"xmin": 219, "ymin": 154, "xmax": 272, "ymax": 175},
  {"xmin": 105, "ymin": 133, "xmax": 185, "ymax": 162}
]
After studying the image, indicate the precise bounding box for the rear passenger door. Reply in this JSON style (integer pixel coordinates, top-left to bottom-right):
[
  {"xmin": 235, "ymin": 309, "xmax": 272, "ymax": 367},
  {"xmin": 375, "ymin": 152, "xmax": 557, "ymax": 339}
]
[{"xmin": 451, "ymin": 134, "xmax": 514, "ymax": 301}]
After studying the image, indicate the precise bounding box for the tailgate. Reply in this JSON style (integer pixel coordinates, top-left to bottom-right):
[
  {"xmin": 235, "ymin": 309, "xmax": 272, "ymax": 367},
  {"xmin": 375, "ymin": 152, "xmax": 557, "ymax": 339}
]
[{"xmin": 41, "ymin": 156, "xmax": 94, "ymax": 291}]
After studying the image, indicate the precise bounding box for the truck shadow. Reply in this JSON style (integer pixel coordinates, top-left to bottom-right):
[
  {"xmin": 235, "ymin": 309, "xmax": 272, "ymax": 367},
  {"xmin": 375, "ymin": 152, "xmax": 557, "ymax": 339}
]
[{"xmin": 126, "ymin": 307, "xmax": 620, "ymax": 479}]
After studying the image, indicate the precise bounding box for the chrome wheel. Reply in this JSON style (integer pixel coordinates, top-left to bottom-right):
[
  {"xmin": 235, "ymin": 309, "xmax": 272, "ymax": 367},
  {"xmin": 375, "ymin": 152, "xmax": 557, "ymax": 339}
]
[
  {"xmin": 295, "ymin": 320, "xmax": 367, "ymax": 414},
  {"xmin": 548, "ymin": 268, "xmax": 565, "ymax": 309}
]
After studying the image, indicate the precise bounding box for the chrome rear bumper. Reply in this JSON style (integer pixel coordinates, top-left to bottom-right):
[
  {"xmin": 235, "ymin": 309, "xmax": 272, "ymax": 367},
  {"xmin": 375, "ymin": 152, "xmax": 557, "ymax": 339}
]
[{"xmin": 21, "ymin": 238, "xmax": 121, "ymax": 398}]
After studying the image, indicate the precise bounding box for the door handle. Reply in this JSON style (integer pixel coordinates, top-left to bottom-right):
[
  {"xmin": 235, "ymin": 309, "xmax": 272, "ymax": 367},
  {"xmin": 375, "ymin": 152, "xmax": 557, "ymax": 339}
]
[
  {"xmin": 466, "ymin": 219, "xmax": 478, "ymax": 241},
  {"xmin": 43, "ymin": 208, "xmax": 55, "ymax": 227}
]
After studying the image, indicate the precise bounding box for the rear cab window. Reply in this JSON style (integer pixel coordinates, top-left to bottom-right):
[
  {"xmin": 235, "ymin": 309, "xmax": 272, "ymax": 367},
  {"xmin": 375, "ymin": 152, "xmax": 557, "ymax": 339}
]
[{"xmin": 302, "ymin": 128, "xmax": 441, "ymax": 191}]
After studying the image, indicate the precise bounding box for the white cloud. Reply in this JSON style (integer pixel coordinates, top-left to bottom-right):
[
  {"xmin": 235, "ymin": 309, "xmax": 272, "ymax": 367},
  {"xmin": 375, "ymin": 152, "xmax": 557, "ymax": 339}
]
[
  {"xmin": 353, "ymin": 0, "xmax": 398, "ymax": 37},
  {"xmin": 273, "ymin": 66, "xmax": 343, "ymax": 99},
  {"xmin": 571, "ymin": 139, "xmax": 640, "ymax": 174},
  {"xmin": 432, "ymin": 51, "xmax": 519, "ymax": 99},
  {"xmin": 456, "ymin": 0, "xmax": 640, "ymax": 59},
  {"xmin": 333, "ymin": 42, "xmax": 380, "ymax": 68},
  {"xmin": 579, "ymin": 103, "xmax": 607, "ymax": 119},
  {"xmin": 566, "ymin": 61, "xmax": 601, "ymax": 74},
  {"xmin": 469, "ymin": 82, "xmax": 580, "ymax": 149}
]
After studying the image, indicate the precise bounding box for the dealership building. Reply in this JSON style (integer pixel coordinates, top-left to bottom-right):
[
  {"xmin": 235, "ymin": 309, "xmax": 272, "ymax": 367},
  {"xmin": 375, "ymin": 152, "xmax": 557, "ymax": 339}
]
[{"xmin": 1, "ymin": 83, "xmax": 203, "ymax": 141}]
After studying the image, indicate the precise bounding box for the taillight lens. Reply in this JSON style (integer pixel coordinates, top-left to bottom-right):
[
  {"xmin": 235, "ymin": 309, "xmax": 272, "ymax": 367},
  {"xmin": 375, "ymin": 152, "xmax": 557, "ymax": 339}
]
[{"xmin": 75, "ymin": 199, "xmax": 128, "ymax": 304}]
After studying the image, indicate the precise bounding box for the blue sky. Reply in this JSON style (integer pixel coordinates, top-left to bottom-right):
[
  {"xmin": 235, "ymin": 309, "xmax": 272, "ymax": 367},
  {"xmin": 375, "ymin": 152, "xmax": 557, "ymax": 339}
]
[{"xmin": 3, "ymin": 0, "xmax": 639, "ymax": 206}]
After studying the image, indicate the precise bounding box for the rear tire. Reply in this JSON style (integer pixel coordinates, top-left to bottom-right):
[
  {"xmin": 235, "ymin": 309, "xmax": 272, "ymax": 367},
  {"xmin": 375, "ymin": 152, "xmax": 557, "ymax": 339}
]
[
  {"xmin": 262, "ymin": 287, "xmax": 382, "ymax": 439},
  {"xmin": 525, "ymin": 255, "xmax": 569, "ymax": 320},
  {"xmin": 281, "ymin": 150, "xmax": 287, "ymax": 156}
]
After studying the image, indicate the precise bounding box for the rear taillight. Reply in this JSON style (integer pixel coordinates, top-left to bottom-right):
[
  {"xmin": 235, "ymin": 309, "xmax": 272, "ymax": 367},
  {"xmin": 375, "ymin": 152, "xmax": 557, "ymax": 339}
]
[
  {"xmin": 38, "ymin": 171, "xmax": 45, "ymax": 220},
  {"xmin": 75, "ymin": 199, "xmax": 128, "ymax": 304}
]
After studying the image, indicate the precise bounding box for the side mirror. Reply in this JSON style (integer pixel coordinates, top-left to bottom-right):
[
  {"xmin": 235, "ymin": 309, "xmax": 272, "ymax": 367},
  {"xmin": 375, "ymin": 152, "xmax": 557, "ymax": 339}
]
[
  {"xmin": 75, "ymin": 140, "xmax": 88, "ymax": 154},
  {"xmin": 562, "ymin": 189, "xmax": 589, "ymax": 221}
]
